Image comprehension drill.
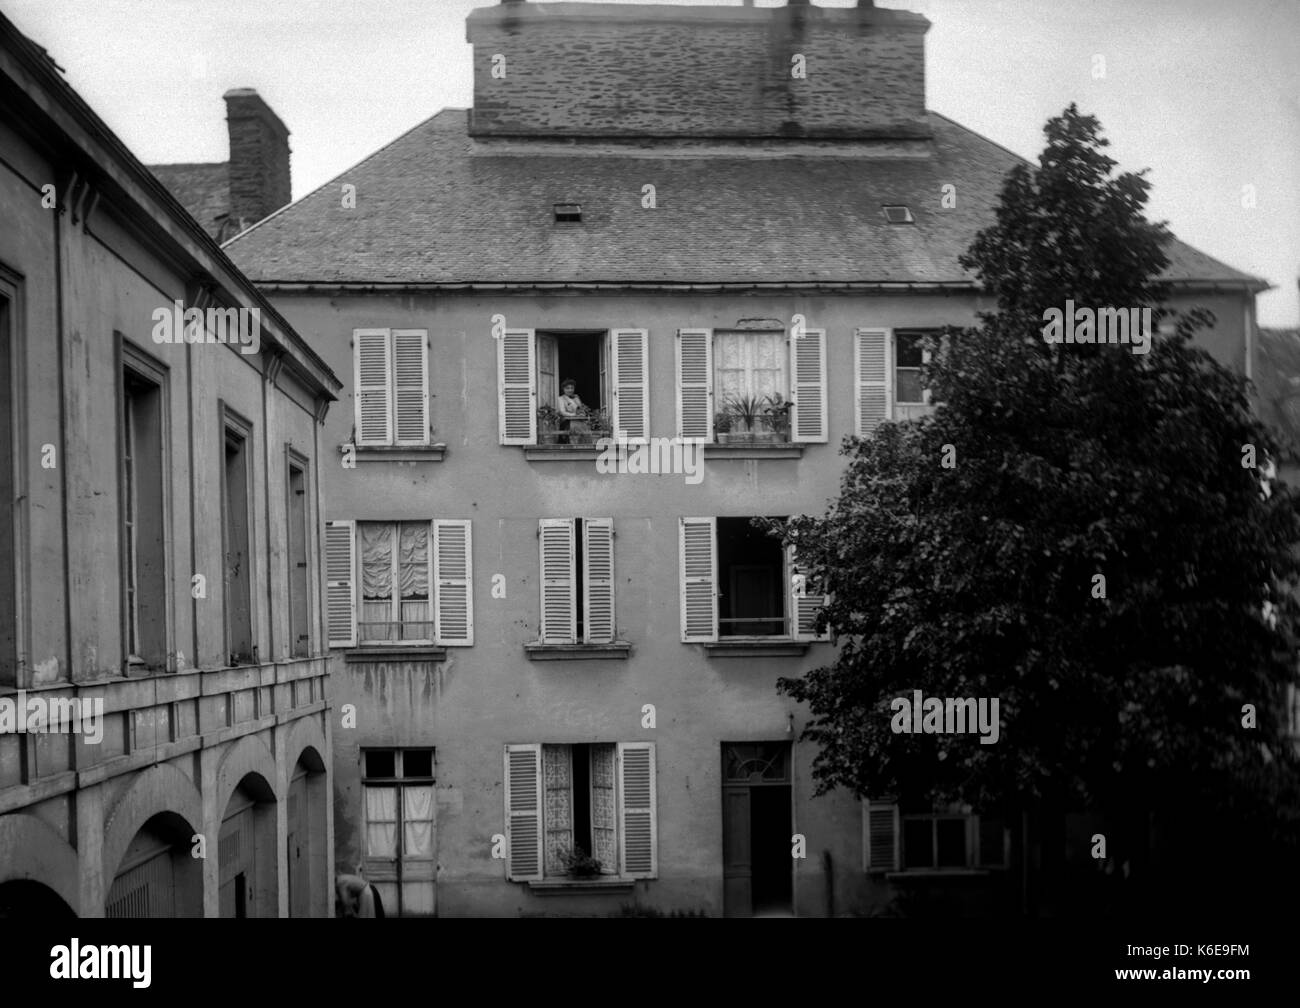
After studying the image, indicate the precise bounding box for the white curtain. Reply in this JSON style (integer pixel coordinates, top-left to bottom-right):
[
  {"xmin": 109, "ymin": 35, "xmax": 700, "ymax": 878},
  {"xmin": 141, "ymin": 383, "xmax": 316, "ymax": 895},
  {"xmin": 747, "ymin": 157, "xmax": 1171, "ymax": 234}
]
[
  {"xmin": 403, "ymin": 785, "xmax": 434, "ymax": 857},
  {"xmin": 715, "ymin": 331, "xmax": 787, "ymax": 407},
  {"xmin": 365, "ymin": 787, "xmax": 398, "ymax": 858}
]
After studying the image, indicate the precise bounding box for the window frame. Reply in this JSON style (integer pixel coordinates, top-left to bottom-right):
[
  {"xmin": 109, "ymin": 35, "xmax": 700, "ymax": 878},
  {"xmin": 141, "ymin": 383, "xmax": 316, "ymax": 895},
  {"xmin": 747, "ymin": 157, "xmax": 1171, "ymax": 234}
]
[
  {"xmin": 218, "ymin": 401, "xmax": 256, "ymax": 667},
  {"xmin": 361, "ymin": 747, "xmax": 437, "ymax": 917},
  {"xmin": 357, "ymin": 520, "xmax": 434, "ymax": 646}
]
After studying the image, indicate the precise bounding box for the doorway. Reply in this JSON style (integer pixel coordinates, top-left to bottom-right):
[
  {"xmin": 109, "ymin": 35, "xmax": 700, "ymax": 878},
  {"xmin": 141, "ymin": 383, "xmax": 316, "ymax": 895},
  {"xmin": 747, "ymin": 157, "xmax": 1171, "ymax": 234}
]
[{"xmin": 721, "ymin": 741, "xmax": 793, "ymax": 917}]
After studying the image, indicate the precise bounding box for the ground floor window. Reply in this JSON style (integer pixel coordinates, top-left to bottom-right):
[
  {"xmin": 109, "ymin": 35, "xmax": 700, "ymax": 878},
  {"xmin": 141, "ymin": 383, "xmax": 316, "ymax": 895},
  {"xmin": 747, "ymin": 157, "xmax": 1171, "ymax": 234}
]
[{"xmin": 363, "ymin": 747, "xmax": 436, "ymax": 915}]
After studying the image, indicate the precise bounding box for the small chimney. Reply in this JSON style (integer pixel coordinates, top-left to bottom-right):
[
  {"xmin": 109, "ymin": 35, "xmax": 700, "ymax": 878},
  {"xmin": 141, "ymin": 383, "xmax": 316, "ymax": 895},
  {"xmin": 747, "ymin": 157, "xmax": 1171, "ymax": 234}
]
[{"xmin": 223, "ymin": 88, "xmax": 291, "ymax": 231}]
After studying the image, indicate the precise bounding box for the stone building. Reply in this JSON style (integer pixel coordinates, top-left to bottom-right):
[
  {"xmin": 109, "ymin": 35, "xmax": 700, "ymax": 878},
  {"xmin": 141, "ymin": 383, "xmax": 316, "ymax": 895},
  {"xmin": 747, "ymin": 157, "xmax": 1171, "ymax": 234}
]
[
  {"xmin": 224, "ymin": 0, "xmax": 1267, "ymax": 916},
  {"xmin": 0, "ymin": 13, "xmax": 341, "ymax": 917}
]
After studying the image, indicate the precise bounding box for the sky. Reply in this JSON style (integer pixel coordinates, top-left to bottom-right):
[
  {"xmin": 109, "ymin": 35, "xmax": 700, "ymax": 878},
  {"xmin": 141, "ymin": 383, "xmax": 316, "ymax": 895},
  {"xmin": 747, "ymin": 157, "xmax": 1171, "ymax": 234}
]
[{"xmin": 5, "ymin": 0, "xmax": 1297, "ymax": 325}]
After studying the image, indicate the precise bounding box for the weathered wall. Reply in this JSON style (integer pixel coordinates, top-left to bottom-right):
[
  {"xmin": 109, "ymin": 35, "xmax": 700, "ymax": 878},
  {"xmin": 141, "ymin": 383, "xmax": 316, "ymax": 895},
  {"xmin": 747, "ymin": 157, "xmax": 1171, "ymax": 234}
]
[{"xmin": 0, "ymin": 80, "xmax": 335, "ymax": 916}]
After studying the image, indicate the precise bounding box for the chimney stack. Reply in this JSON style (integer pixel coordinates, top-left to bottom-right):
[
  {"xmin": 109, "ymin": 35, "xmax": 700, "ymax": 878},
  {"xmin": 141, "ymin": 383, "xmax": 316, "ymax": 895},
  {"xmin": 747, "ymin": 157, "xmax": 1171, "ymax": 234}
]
[
  {"xmin": 223, "ymin": 88, "xmax": 291, "ymax": 230},
  {"xmin": 467, "ymin": 1, "xmax": 930, "ymax": 141}
]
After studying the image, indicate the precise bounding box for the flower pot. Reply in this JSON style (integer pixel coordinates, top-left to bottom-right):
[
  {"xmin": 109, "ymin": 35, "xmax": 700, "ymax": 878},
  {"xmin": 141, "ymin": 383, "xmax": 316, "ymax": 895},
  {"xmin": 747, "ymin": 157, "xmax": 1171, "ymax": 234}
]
[{"xmin": 539, "ymin": 431, "xmax": 563, "ymax": 445}]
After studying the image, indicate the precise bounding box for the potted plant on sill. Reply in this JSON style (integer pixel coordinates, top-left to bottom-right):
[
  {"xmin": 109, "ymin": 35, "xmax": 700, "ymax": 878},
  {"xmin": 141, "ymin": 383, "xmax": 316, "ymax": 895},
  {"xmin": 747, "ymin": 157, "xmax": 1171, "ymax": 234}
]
[
  {"xmin": 762, "ymin": 393, "xmax": 792, "ymax": 443},
  {"xmin": 714, "ymin": 410, "xmax": 734, "ymax": 444},
  {"xmin": 721, "ymin": 394, "xmax": 767, "ymax": 442},
  {"xmin": 583, "ymin": 405, "xmax": 612, "ymax": 444},
  {"xmin": 559, "ymin": 845, "xmax": 604, "ymax": 879},
  {"xmin": 537, "ymin": 404, "xmax": 566, "ymax": 445}
]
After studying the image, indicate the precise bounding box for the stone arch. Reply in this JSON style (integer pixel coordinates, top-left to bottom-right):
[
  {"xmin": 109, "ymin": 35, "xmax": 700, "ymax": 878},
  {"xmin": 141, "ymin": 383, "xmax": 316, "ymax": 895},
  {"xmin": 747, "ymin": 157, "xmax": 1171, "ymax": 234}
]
[
  {"xmin": 0, "ymin": 813, "xmax": 81, "ymax": 915},
  {"xmin": 214, "ymin": 732, "xmax": 277, "ymax": 815},
  {"xmin": 284, "ymin": 714, "xmax": 327, "ymax": 775},
  {"xmin": 100, "ymin": 761, "xmax": 203, "ymax": 894}
]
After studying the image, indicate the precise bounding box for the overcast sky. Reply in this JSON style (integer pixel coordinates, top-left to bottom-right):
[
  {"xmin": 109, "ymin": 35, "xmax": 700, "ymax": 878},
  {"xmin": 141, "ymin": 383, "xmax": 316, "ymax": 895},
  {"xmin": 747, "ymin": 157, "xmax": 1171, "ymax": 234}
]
[{"xmin": 6, "ymin": 0, "xmax": 1297, "ymax": 325}]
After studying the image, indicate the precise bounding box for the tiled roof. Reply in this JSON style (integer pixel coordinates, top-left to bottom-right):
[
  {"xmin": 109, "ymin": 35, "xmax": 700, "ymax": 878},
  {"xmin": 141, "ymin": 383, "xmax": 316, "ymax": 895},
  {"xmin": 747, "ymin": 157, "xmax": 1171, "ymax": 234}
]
[
  {"xmin": 224, "ymin": 109, "xmax": 1265, "ymax": 290},
  {"xmin": 148, "ymin": 162, "xmax": 229, "ymax": 239}
]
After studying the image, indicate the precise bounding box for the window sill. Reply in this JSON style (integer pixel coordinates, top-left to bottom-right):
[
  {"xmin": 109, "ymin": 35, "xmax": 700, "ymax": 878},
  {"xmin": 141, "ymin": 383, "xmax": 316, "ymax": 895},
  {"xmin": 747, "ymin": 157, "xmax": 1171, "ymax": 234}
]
[
  {"xmin": 705, "ymin": 443, "xmax": 804, "ymax": 459},
  {"xmin": 527, "ymin": 878, "xmax": 637, "ymax": 895},
  {"xmin": 345, "ymin": 645, "xmax": 448, "ymax": 663},
  {"xmin": 522, "ymin": 445, "xmax": 604, "ymax": 461},
  {"xmin": 884, "ymin": 869, "xmax": 996, "ymax": 880},
  {"xmin": 524, "ymin": 641, "xmax": 632, "ymax": 661},
  {"xmin": 703, "ymin": 638, "xmax": 810, "ymax": 658},
  {"xmin": 350, "ymin": 444, "xmax": 447, "ymax": 462}
]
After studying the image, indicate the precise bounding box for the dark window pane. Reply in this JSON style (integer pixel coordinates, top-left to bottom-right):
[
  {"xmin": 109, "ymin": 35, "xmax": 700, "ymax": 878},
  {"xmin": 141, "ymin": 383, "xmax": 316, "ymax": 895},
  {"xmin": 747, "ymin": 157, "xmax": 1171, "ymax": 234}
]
[
  {"xmin": 365, "ymin": 750, "xmax": 396, "ymax": 779},
  {"xmin": 403, "ymin": 750, "xmax": 434, "ymax": 778},
  {"xmin": 896, "ymin": 369, "xmax": 923, "ymax": 403},
  {"xmin": 895, "ymin": 334, "xmax": 924, "ymax": 368},
  {"xmin": 936, "ymin": 818, "xmax": 967, "ymax": 867},
  {"xmin": 903, "ymin": 819, "xmax": 934, "ymax": 869}
]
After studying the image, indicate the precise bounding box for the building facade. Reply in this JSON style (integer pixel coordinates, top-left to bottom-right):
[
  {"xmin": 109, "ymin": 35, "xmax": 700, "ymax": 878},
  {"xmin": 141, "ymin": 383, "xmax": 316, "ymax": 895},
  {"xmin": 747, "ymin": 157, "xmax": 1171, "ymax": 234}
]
[
  {"xmin": 0, "ymin": 15, "xmax": 341, "ymax": 917},
  {"xmin": 226, "ymin": 0, "xmax": 1267, "ymax": 916}
]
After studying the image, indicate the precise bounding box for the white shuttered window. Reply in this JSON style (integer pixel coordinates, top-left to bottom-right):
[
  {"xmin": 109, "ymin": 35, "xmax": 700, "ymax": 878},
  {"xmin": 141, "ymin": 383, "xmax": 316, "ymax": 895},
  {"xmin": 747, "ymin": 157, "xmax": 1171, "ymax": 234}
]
[{"xmin": 353, "ymin": 328, "xmax": 430, "ymax": 446}]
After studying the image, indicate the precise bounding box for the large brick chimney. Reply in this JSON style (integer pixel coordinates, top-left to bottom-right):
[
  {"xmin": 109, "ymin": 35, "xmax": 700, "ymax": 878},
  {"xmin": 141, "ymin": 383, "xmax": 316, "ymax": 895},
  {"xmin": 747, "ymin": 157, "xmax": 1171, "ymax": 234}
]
[
  {"xmin": 223, "ymin": 88, "xmax": 291, "ymax": 230},
  {"xmin": 467, "ymin": 1, "xmax": 931, "ymax": 140}
]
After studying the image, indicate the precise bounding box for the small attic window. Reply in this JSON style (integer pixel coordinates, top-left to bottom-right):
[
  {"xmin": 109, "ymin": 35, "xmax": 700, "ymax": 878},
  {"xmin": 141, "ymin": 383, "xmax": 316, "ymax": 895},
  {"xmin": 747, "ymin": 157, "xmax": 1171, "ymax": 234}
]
[
  {"xmin": 883, "ymin": 205, "xmax": 914, "ymax": 225},
  {"xmin": 553, "ymin": 203, "xmax": 582, "ymax": 223}
]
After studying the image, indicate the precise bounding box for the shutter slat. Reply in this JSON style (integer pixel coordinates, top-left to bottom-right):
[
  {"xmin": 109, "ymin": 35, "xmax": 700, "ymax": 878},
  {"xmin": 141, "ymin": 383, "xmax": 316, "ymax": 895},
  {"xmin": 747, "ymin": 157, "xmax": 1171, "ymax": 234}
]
[
  {"xmin": 676, "ymin": 328, "xmax": 713, "ymax": 441},
  {"xmin": 864, "ymin": 799, "xmax": 900, "ymax": 872},
  {"xmin": 434, "ymin": 519, "xmax": 473, "ymax": 645},
  {"xmin": 392, "ymin": 329, "xmax": 429, "ymax": 446},
  {"xmin": 354, "ymin": 329, "xmax": 392, "ymax": 446},
  {"xmin": 611, "ymin": 328, "xmax": 649, "ymax": 442},
  {"xmin": 679, "ymin": 517, "xmax": 717, "ymax": 643},
  {"xmin": 583, "ymin": 518, "xmax": 615, "ymax": 644},
  {"xmin": 499, "ymin": 328, "xmax": 537, "ymax": 445},
  {"xmin": 855, "ymin": 328, "xmax": 891, "ymax": 436},
  {"xmin": 790, "ymin": 328, "xmax": 828, "ymax": 443},
  {"xmin": 505, "ymin": 744, "xmax": 543, "ymax": 881},
  {"xmin": 618, "ymin": 742, "xmax": 657, "ymax": 878},
  {"xmin": 325, "ymin": 520, "xmax": 356, "ymax": 647},
  {"xmin": 539, "ymin": 519, "xmax": 576, "ymax": 644}
]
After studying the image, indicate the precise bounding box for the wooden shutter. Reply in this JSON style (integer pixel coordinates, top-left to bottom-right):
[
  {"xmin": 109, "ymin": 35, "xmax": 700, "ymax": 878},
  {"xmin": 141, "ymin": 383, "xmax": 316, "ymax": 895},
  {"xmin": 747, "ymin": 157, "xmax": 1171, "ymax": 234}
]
[
  {"xmin": 611, "ymin": 328, "xmax": 649, "ymax": 442},
  {"xmin": 788, "ymin": 543, "xmax": 830, "ymax": 642},
  {"xmin": 433, "ymin": 519, "xmax": 473, "ymax": 646},
  {"xmin": 790, "ymin": 327, "xmax": 828, "ymax": 443},
  {"xmin": 324, "ymin": 520, "xmax": 356, "ymax": 647},
  {"xmin": 676, "ymin": 328, "xmax": 713, "ymax": 441},
  {"xmin": 617, "ymin": 741, "xmax": 657, "ymax": 878},
  {"xmin": 392, "ymin": 329, "xmax": 429, "ymax": 446},
  {"xmin": 679, "ymin": 517, "xmax": 718, "ymax": 643},
  {"xmin": 539, "ymin": 518, "xmax": 576, "ymax": 644},
  {"xmin": 498, "ymin": 328, "xmax": 536, "ymax": 445},
  {"xmin": 583, "ymin": 518, "xmax": 615, "ymax": 645},
  {"xmin": 863, "ymin": 799, "xmax": 900, "ymax": 872},
  {"xmin": 537, "ymin": 333, "xmax": 558, "ymax": 410},
  {"xmin": 854, "ymin": 327, "xmax": 891, "ymax": 436},
  {"xmin": 354, "ymin": 328, "xmax": 392, "ymax": 446},
  {"xmin": 504, "ymin": 744, "xmax": 543, "ymax": 882}
]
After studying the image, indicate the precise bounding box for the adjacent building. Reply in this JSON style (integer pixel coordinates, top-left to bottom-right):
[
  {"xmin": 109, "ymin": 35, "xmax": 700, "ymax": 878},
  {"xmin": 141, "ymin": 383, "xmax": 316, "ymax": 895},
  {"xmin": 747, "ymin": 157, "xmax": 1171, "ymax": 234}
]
[
  {"xmin": 0, "ymin": 14, "xmax": 341, "ymax": 916},
  {"xmin": 224, "ymin": 0, "xmax": 1268, "ymax": 916}
]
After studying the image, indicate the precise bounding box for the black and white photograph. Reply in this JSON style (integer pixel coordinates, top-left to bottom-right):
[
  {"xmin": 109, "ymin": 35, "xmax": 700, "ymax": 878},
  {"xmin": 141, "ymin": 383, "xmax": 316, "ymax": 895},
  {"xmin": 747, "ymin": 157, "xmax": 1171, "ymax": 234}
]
[{"xmin": 0, "ymin": 0, "xmax": 1296, "ymax": 986}]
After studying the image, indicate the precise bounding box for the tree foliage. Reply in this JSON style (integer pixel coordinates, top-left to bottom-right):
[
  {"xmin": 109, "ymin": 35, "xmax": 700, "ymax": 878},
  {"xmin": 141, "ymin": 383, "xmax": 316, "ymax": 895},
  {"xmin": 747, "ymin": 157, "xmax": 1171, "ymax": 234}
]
[{"xmin": 777, "ymin": 105, "xmax": 1300, "ymax": 817}]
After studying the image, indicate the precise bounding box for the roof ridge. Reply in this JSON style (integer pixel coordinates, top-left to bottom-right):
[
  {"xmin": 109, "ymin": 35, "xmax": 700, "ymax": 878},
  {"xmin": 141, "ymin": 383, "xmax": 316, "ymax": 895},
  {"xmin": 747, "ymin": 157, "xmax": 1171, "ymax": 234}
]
[{"xmin": 223, "ymin": 108, "xmax": 464, "ymax": 249}]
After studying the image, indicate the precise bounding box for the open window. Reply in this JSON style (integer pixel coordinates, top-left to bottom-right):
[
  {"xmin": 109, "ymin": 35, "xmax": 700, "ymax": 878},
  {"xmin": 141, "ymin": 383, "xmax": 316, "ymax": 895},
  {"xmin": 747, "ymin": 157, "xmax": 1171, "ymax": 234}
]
[
  {"xmin": 504, "ymin": 741, "xmax": 657, "ymax": 882},
  {"xmin": 678, "ymin": 516, "xmax": 828, "ymax": 643},
  {"xmin": 855, "ymin": 327, "xmax": 939, "ymax": 435},
  {"xmin": 500, "ymin": 328, "xmax": 647, "ymax": 446}
]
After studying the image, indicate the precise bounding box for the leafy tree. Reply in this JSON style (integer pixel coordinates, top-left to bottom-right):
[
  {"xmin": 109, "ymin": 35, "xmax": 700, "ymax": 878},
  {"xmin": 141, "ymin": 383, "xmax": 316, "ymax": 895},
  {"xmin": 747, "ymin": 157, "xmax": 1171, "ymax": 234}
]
[{"xmin": 776, "ymin": 106, "xmax": 1300, "ymax": 833}]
